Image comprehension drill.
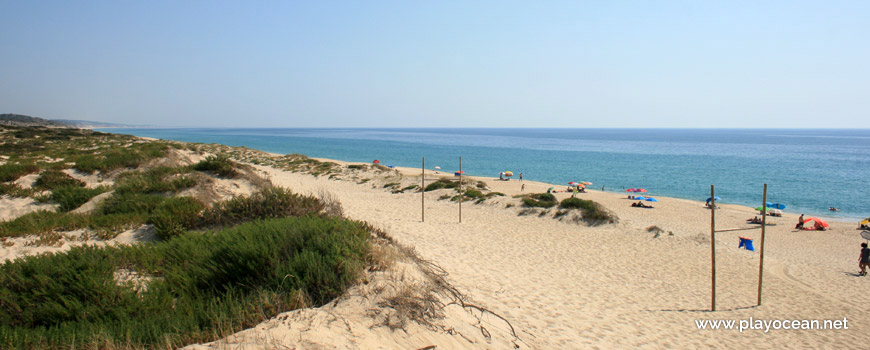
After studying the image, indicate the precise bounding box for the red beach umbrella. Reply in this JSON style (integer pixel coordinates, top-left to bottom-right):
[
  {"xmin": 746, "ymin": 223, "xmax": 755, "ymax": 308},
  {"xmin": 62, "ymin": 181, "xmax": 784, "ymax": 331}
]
[
  {"xmin": 372, "ymin": 160, "xmax": 380, "ymax": 164},
  {"xmin": 803, "ymin": 217, "xmax": 830, "ymax": 229}
]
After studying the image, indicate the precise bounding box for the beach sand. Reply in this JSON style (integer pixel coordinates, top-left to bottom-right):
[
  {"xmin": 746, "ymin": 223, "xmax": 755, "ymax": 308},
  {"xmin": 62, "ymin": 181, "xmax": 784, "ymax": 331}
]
[
  {"xmin": 188, "ymin": 159, "xmax": 868, "ymax": 349},
  {"xmin": 3, "ymin": 152, "xmax": 867, "ymax": 349}
]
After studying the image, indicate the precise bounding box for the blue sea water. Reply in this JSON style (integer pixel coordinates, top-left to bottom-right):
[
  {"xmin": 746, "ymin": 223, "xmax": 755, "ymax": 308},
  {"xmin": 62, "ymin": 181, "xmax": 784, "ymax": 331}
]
[{"xmin": 100, "ymin": 128, "xmax": 870, "ymax": 222}]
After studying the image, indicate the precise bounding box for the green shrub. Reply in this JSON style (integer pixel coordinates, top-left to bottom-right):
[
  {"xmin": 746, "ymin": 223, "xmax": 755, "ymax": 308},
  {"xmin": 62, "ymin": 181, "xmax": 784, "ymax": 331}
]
[
  {"xmin": 198, "ymin": 187, "xmax": 325, "ymax": 228},
  {"xmin": 33, "ymin": 169, "xmax": 85, "ymax": 190},
  {"xmin": 100, "ymin": 192, "xmax": 166, "ymax": 215},
  {"xmin": 347, "ymin": 164, "xmax": 367, "ymax": 170},
  {"xmin": 424, "ymin": 178, "xmax": 459, "ymax": 191},
  {"xmin": 115, "ymin": 167, "xmax": 196, "ymax": 194},
  {"xmin": 73, "ymin": 144, "xmax": 168, "ymax": 173},
  {"xmin": 532, "ymin": 193, "xmax": 556, "ymax": 202},
  {"xmin": 559, "ymin": 197, "xmax": 618, "ymax": 225},
  {"xmin": 0, "ymin": 216, "xmax": 369, "ymax": 349},
  {"xmin": 149, "ymin": 197, "xmax": 205, "ymax": 240},
  {"xmin": 192, "ymin": 155, "xmax": 238, "ymax": 178},
  {"xmin": 522, "ymin": 193, "xmax": 558, "ymax": 208},
  {"xmin": 522, "ymin": 197, "xmax": 557, "ymax": 208},
  {"xmin": 0, "ymin": 183, "xmax": 34, "ymax": 198},
  {"xmin": 52, "ymin": 185, "xmax": 109, "ymax": 212},
  {"xmin": 0, "ymin": 210, "xmax": 142, "ymax": 239},
  {"xmin": 0, "ymin": 163, "xmax": 39, "ymax": 182}
]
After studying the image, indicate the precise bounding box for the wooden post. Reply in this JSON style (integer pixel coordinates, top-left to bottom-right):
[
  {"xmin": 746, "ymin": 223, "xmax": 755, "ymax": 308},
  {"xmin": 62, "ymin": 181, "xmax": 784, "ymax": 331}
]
[
  {"xmin": 421, "ymin": 157, "xmax": 425, "ymax": 223},
  {"xmin": 459, "ymin": 157, "xmax": 462, "ymax": 223},
  {"xmin": 758, "ymin": 184, "xmax": 768, "ymax": 306},
  {"xmin": 710, "ymin": 184, "xmax": 716, "ymax": 311}
]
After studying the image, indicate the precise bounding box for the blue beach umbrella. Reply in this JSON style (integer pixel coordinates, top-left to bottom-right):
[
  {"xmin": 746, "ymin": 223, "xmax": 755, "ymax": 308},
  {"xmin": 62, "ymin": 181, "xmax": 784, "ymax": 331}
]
[
  {"xmin": 766, "ymin": 202, "xmax": 786, "ymax": 209},
  {"xmin": 645, "ymin": 197, "xmax": 658, "ymax": 202},
  {"xmin": 706, "ymin": 196, "xmax": 721, "ymax": 202},
  {"xmin": 634, "ymin": 196, "xmax": 646, "ymax": 200}
]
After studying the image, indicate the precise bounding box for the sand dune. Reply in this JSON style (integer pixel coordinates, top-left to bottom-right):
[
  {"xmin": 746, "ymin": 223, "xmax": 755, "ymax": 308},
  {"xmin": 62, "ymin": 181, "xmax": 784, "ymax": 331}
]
[
  {"xmin": 3, "ymin": 153, "xmax": 867, "ymax": 348},
  {"xmin": 223, "ymin": 161, "xmax": 867, "ymax": 348}
]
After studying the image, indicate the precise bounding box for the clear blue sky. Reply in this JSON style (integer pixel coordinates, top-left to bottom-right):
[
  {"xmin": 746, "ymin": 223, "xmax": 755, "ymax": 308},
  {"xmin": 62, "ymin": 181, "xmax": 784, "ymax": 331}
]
[{"xmin": 1, "ymin": 1, "xmax": 867, "ymax": 128}]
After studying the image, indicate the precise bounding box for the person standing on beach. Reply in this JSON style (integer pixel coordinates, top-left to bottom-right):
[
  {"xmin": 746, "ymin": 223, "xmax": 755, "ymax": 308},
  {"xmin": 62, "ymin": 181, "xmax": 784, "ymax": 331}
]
[
  {"xmin": 859, "ymin": 243, "xmax": 870, "ymax": 276},
  {"xmin": 521, "ymin": 183, "xmax": 525, "ymax": 192},
  {"xmin": 519, "ymin": 173, "xmax": 523, "ymax": 181}
]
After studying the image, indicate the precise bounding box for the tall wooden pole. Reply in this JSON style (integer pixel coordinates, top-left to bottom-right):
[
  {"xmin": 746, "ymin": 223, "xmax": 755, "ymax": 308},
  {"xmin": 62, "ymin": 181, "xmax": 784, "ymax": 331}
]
[
  {"xmin": 758, "ymin": 184, "xmax": 768, "ymax": 306},
  {"xmin": 710, "ymin": 184, "xmax": 716, "ymax": 312},
  {"xmin": 421, "ymin": 157, "xmax": 425, "ymax": 223},
  {"xmin": 459, "ymin": 157, "xmax": 462, "ymax": 223}
]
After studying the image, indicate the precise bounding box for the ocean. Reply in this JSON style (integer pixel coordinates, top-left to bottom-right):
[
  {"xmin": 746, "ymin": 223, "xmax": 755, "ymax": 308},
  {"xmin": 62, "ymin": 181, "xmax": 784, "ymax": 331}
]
[{"xmin": 100, "ymin": 128, "xmax": 870, "ymax": 222}]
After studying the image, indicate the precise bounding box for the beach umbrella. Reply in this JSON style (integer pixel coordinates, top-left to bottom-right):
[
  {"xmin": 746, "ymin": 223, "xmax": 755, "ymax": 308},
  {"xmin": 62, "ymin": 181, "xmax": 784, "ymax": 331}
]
[
  {"xmin": 372, "ymin": 160, "xmax": 380, "ymax": 164},
  {"xmin": 861, "ymin": 218, "xmax": 869, "ymax": 226},
  {"xmin": 454, "ymin": 171, "xmax": 464, "ymax": 176},
  {"xmin": 568, "ymin": 182, "xmax": 579, "ymax": 186},
  {"xmin": 706, "ymin": 196, "xmax": 721, "ymax": 202},
  {"xmin": 645, "ymin": 197, "xmax": 658, "ymax": 202},
  {"xmin": 582, "ymin": 181, "xmax": 593, "ymax": 185},
  {"xmin": 387, "ymin": 165, "xmax": 395, "ymax": 168},
  {"xmin": 434, "ymin": 166, "xmax": 441, "ymax": 170},
  {"xmin": 635, "ymin": 196, "xmax": 646, "ymax": 200},
  {"xmin": 504, "ymin": 171, "xmax": 513, "ymax": 177},
  {"xmin": 755, "ymin": 206, "xmax": 771, "ymax": 212},
  {"xmin": 803, "ymin": 217, "xmax": 829, "ymax": 229},
  {"xmin": 626, "ymin": 188, "xmax": 647, "ymax": 193}
]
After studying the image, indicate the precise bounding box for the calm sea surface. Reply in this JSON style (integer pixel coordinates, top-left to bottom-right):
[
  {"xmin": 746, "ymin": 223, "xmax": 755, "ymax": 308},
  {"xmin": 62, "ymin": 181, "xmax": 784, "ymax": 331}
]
[{"xmin": 101, "ymin": 128, "xmax": 870, "ymax": 221}]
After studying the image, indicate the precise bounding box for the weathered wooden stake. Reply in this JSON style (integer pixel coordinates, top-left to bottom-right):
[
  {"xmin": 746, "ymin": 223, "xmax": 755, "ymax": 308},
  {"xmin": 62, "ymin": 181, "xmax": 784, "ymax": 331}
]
[
  {"xmin": 421, "ymin": 157, "xmax": 425, "ymax": 223},
  {"xmin": 758, "ymin": 184, "xmax": 768, "ymax": 306},
  {"xmin": 710, "ymin": 184, "xmax": 716, "ymax": 311}
]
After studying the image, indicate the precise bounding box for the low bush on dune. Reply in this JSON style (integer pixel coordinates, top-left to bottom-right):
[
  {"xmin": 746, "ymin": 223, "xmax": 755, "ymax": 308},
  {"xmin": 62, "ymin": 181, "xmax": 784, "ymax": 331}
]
[
  {"xmin": 114, "ymin": 166, "xmax": 197, "ymax": 195},
  {"xmin": 0, "ymin": 163, "xmax": 39, "ymax": 182},
  {"xmin": 0, "ymin": 183, "xmax": 34, "ymax": 198},
  {"xmin": 33, "ymin": 169, "xmax": 85, "ymax": 190},
  {"xmin": 73, "ymin": 143, "xmax": 169, "ymax": 173},
  {"xmin": 559, "ymin": 197, "xmax": 618, "ymax": 226},
  {"xmin": 192, "ymin": 155, "xmax": 238, "ymax": 178},
  {"xmin": 522, "ymin": 193, "xmax": 558, "ymax": 208},
  {"xmin": 51, "ymin": 185, "xmax": 109, "ymax": 212},
  {"xmin": 0, "ymin": 216, "xmax": 370, "ymax": 349},
  {"xmin": 197, "ymin": 186, "xmax": 329, "ymax": 229},
  {"xmin": 149, "ymin": 196, "xmax": 206, "ymax": 240},
  {"xmin": 424, "ymin": 178, "xmax": 459, "ymax": 192},
  {"xmin": 0, "ymin": 211, "xmax": 140, "ymax": 239}
]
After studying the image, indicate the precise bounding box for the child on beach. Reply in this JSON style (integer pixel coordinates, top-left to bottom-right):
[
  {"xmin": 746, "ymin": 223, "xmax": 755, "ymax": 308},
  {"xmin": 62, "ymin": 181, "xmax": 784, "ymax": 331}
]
[{"xmin": 859, "ymin": 243, "xmax": 870, "ymax": 276}]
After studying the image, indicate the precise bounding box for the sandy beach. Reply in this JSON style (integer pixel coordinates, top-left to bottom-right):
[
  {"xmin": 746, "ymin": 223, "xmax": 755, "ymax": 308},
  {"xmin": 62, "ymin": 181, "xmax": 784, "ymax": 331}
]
[
  {"xmin": 3, "ymin": 151, "xmax": 868, "ymax": 349},
  {"xmin": 184, "ymin": 156, "xmax": 868, "ymax": 349}
]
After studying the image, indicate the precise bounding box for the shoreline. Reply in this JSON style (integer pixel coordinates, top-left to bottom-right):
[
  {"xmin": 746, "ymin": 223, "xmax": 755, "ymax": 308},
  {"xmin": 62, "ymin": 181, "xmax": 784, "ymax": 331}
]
[
  {"xmin": 97, "ymin": 127, "xmax": 867, "ymax": 222},
  {"xmin": 311, "ymin": 156, "xmax": 861, "ymax": 227}
]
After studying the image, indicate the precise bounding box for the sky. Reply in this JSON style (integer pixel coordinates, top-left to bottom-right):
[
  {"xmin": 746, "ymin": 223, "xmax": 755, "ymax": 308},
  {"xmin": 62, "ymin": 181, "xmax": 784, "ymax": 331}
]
[{"xmin": 1, "ymin": 1, "xmax": 867, "ymax": 128}]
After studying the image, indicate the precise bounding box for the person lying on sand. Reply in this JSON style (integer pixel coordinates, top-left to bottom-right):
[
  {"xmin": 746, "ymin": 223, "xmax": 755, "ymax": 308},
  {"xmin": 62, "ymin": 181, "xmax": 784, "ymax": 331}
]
[
  {"xmin": 747, "ymin": 216, "xmax": 762, "ymax": 224},
  {"xmin": 632, "ymin": 201, "xmax": 653, "ymax": 208}
]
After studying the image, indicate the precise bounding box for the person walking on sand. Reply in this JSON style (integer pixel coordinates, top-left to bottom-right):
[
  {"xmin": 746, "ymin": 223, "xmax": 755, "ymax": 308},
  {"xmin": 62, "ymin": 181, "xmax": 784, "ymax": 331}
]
[
  {"xmin": 521, "ymin": 183, "xmax": 525, "ymax": 192},
  {"xmin": 859, "ymin": 243, "xmax": 870, "ymax": 276}
]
